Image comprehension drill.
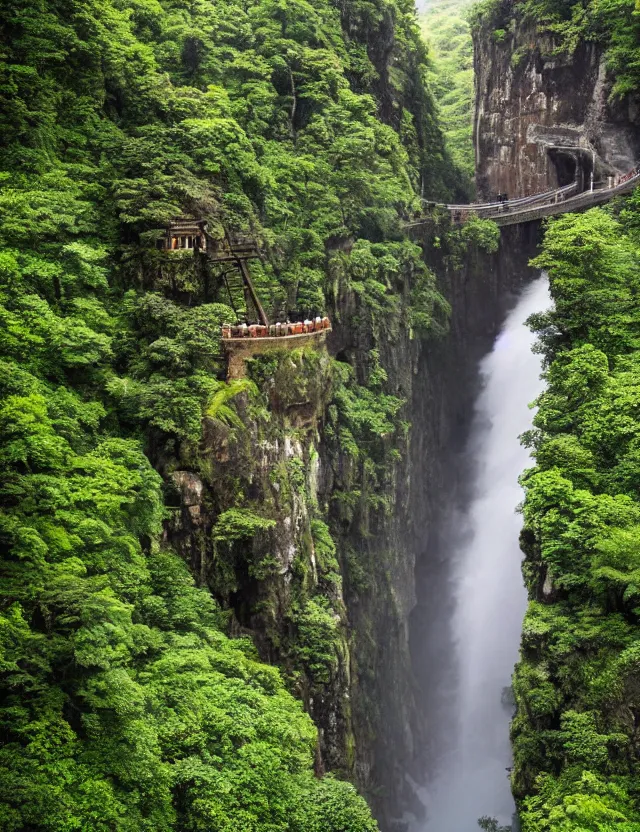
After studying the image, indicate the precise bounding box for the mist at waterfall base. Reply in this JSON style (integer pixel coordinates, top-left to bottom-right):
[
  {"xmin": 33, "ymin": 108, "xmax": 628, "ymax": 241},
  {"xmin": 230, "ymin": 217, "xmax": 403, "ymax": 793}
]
[{"xmin": 417, "ymin": 278, "xmax": 550, "ymax": 832}]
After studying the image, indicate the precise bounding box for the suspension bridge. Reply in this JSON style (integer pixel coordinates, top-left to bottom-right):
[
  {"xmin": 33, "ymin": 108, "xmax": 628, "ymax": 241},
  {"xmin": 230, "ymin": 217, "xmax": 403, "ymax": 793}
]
[{"xmin": 406, "ymin": 166, "xmax": 640, "ymax": 230}]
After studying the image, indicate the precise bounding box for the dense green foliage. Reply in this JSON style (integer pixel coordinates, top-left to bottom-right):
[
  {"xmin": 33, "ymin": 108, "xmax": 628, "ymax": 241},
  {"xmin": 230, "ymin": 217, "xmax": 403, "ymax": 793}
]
[
  {"xmin": 420, "ymin": 0, "xmax": 475, "ymax": 190},
  {"xmin": 0, "ymin": 0, "xmax": 455, "ymax": 823},
  {"xmin": 0, "ymin": 367, "xmax": 374, "ymax": 829},
  {"xmin": 513, "ymin": 194, "xmax": 640, "ymax": 831},
  {"xmin": 459, "ymin": 215, "xmax": 500, "ymax": 252}
]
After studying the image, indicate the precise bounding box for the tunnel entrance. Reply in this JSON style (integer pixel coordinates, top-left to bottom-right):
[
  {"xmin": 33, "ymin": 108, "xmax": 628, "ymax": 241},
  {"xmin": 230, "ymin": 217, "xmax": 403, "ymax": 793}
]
[
  {"xmin": 548, "ymin": 146, "xmax": 596, "ymax": 192},
  {"xmin": 548, "ymin": 148, "xmax": 578, "ymax": 187}
]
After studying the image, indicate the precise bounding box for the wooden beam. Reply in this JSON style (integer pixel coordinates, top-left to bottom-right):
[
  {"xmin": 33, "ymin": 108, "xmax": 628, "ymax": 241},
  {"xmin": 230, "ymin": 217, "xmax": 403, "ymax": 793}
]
[
  {"xmin": 206, "ymin": 252, "xmax": 260, "ymax": 263},
  {"xmin": 221, "ymin": 228, "xmax": 269, "ymax": 326},
  {"xmin": 239, "ymin": 259, "xmax": 269, "ymax": 327}
]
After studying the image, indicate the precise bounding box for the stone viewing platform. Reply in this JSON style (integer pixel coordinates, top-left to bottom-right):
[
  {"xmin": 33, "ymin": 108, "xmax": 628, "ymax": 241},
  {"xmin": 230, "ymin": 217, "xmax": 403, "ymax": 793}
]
[
  {"xmin": 222, "ymin": 320, "xmax": 332, "ymax": 379},
  {"xmin": 157, "ymin": 217, "xmax": 333, "ymax": 378}
]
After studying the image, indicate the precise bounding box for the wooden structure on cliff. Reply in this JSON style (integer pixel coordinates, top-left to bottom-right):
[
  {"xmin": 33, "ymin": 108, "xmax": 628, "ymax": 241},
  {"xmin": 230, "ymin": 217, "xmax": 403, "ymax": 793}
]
[
  {"xmin": 159, "ymin": 219, "xmax": 208, "ymax": 252},
  {"xmin": 161, "ymin": 219, "xmax": 269, "ymax": 325},
  {"xmin": 211, "ymin": 230, "xmax": 270, "ymax": 329},
  {"xmin": 161, "ymin": 217, "xmax": 332, "ymax": 378}
]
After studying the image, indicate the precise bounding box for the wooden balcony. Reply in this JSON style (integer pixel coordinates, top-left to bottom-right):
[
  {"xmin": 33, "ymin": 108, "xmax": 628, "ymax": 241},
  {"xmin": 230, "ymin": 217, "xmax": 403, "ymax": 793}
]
[{"xmin": 221, "ymin": 321, "xmax": 332, "ymax": 379}]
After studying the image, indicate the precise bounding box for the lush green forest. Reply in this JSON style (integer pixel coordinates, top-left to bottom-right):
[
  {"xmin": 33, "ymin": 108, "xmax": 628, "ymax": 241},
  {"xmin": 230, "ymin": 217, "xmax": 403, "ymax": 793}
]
[
  {"xmin": 512, "ymin": 195, "xmax": 640, "ymax": 831},
  {"xmin": 0, "ymin": 0, "xmax": 457, "ymax": 826},
  {"xmin": 5, "ymin": 0, "xmax": 640, "ymax": 825},
  {"xmin": 420, "ymin": 0, "xmax": 475, "ymax": 194}
]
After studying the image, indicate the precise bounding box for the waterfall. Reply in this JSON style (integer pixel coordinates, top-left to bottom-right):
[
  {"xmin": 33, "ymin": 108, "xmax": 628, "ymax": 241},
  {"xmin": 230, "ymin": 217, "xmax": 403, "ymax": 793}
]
[{"xmin": 419, "ymin": 277, "xmax": 550, "ymax": 832}]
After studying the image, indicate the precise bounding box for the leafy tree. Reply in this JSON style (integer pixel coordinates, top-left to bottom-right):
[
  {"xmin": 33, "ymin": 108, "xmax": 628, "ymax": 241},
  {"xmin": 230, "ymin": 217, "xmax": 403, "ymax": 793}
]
[{"xmin": 513, "ymin": 200, "xmax": 640, "ymax": 831}]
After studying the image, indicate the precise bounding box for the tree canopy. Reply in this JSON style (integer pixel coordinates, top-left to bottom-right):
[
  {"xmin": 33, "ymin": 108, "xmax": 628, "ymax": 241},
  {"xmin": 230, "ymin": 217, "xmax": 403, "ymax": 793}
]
[
  {"xmin": 514, "ymin": 194, "xmax": 640, "ymax": 832},
  {"xmin": 0, "ymin": 0, "xmax": 455, "ymax": 825}
]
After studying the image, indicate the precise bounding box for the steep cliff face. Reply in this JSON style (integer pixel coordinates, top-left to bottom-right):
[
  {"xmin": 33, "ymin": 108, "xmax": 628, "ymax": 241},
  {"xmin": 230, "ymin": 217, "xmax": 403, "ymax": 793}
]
[
  {"xmin": 473, "ymin": 3, "xmax": 640, "ymax": 199},
  {"xmin": 325, "ymin": 271, "xmax": 420, "ymax": 821},
  {"xmin": 162, "ymin": 220, "xmax": 546, "ymax": 829},
  {"xmin": 164, "ymin": 350, "xmax": 352, "ymax": 762},
  {"xmin": 163, "ymin": 256, "xmax": 426, "ymax": 827}
]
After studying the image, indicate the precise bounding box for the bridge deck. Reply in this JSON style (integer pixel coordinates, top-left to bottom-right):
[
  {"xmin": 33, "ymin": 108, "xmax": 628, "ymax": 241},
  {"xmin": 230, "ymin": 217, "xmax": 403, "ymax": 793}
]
[
  {"xmin": 406, "ymin": 170, "xmax": 640, "ymax": 230},
  {"xmin": 491, "ymin": 173, "xmax": 640, "ymax": 226}
]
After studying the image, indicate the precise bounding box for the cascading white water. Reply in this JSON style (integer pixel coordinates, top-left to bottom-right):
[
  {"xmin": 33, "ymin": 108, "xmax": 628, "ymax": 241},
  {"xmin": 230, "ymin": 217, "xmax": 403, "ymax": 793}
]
[{"xmin": 420, "ymin": 277, "xmax": 550, "ymax": 832}]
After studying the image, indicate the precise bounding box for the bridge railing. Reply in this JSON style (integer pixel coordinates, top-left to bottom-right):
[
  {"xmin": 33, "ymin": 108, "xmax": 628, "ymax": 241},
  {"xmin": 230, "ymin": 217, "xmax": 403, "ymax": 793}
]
[
  {"xmin": 491, "ymin": 169, "xmax": 640, "ymax": 226},
  {"xmin": 422, "ymin": 182, "xmax": 578, "ymax": 217},
  {"xmin": 619, "ymin": 165, "xmax": 640, "ymax": 185},
  {"xmin": 442, "ymin": 181, "xmax": 578, "ymax": 214},
  {"xmin": 408, "ymin": 165, "xmax": 640, "ymax": 230}
]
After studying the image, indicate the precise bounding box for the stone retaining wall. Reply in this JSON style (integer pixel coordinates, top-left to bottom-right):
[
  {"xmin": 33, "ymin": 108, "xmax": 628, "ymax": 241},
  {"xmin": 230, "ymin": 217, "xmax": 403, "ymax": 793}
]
[{"xmin": 223, "ymin": 329, "xmax": 329, "ymax": 379}]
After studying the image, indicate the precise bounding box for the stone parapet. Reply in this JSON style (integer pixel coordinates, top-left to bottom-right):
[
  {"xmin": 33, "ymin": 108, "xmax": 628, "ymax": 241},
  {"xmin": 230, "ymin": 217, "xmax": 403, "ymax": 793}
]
[{"xmin": 223, "ymin": 329, "xmax": 330, "ymax": 379}]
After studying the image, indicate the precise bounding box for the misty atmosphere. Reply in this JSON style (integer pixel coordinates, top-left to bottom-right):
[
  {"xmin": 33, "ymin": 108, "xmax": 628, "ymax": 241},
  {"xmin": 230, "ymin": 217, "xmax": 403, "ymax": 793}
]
[
  {"xmin": 1, "ymin": 0, "xmax": 640, "ymax": 829},
  {"xmin": 413, "ymin": 279, "xmax": 549, "ymax": 831}
]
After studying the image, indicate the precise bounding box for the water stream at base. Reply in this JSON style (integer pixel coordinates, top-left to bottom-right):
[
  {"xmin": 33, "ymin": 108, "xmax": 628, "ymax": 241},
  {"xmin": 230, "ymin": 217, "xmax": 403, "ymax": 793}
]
[{"xmin": 418, "ymin": 277, "xmax": 550, "ymax": 832}]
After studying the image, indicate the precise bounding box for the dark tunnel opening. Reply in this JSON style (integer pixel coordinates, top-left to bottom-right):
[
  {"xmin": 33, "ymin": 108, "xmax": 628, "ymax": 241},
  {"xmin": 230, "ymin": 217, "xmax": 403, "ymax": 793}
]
[{"xmin": 548, "ymin": 148, "xmax": 579, "ymax": 188}]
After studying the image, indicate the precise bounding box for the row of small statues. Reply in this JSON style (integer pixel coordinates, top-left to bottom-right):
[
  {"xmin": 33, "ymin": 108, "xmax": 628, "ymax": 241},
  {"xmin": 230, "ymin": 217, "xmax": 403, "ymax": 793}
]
[{"xmin": 222, "ymin": 317, "xmax": 331, "ymax": 339}]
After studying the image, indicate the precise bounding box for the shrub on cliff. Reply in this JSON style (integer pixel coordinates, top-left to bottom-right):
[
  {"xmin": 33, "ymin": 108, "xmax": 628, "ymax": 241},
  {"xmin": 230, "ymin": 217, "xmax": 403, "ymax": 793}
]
[{"xmin": 460, "ymin": 215, "xmax": 501, "ymax": 253}]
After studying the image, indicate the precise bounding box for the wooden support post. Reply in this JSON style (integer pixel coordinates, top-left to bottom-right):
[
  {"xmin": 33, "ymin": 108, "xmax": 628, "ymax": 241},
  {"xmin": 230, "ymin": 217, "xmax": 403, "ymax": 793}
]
[
  {"xmin": 221, "ymin": 227, "xmax": 269, "ymax": 327},
  {"xmin": 238, "ymin": 259, "xmax": 270, "ymax": 327}
]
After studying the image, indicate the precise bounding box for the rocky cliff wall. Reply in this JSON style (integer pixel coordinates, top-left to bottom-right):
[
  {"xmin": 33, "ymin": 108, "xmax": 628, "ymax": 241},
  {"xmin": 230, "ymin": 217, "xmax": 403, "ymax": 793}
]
[
  {"xmin": 473, "ymin": 3, "xmax": 640, "ymax": 200},
  {"xmin": 159, "ymin": 219, "xmax": 542, "ymax": 831},
  {"xmin": 159, "ymin": 255, "xmax": 420, "ymax": 828}
]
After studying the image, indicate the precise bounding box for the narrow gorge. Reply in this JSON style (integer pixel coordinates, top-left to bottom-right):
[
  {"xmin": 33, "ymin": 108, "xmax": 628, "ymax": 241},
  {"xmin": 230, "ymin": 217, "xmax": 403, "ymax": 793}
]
[
  {"xmin": 1, "ymin": 0, "xmax": 640, "ymax": 830},
  {"xmin": 415, "ymin": 275, "xmax": 548, "ymax": 832}
]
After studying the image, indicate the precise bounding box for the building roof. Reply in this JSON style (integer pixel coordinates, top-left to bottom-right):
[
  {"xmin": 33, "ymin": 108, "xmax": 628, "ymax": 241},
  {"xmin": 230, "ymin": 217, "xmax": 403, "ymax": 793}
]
[{"xmin": 166, "ymin": 219, "xmax": 206, "ymax": 232}]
